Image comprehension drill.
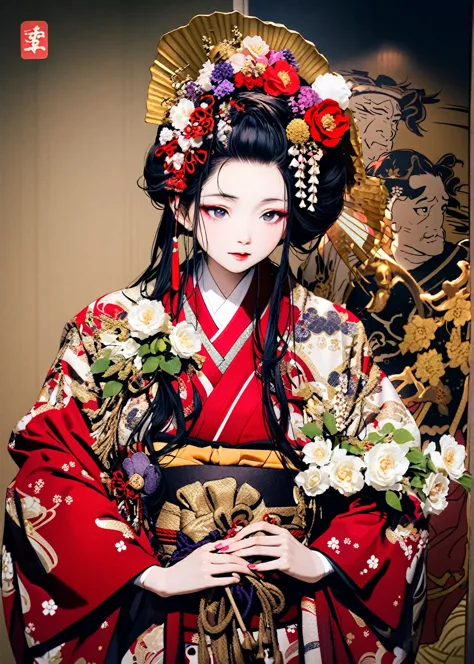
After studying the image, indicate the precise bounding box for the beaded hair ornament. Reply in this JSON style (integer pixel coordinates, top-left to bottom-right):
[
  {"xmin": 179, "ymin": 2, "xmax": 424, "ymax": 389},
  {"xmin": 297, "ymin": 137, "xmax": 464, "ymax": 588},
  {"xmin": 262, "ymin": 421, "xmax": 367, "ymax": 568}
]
[{"xmin": 145, "ymin": 12, "xmax": 388, "ymax": 290}]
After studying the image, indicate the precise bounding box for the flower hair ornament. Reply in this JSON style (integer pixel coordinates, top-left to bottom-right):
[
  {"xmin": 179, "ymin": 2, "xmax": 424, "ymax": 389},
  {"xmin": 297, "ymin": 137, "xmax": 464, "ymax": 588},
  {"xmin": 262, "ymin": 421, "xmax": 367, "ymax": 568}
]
[{"xmin": 145, "ymin": 11, "xmax": 388, "ymax": 288}]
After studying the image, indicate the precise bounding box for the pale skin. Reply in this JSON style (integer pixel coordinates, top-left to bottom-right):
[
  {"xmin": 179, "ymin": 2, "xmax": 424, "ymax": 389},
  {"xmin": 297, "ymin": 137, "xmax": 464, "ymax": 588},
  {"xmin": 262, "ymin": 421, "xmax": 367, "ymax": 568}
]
[{"xmin": 141, "ymin": 159, "xmax": 327, "ymax": 598}]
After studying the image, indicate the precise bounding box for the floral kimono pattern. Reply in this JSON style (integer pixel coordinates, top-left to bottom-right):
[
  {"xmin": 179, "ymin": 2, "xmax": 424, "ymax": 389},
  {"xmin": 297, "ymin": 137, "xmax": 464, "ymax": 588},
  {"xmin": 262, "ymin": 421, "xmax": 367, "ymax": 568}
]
[{"xmin": 2, "ymin": 270, "xmax": 428, "ymax": 664}]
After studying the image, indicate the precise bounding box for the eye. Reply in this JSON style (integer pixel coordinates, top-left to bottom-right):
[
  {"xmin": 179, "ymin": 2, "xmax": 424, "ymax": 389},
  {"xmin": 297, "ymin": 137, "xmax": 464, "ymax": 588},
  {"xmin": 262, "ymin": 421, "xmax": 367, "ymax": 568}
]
[
  {"xmin": 414, "ymin": 206, "xmax": 429, "ymax": 216},
  {"xmin": 200, "ymin": 205, "xmax": 228, "ymax": 220},
  {"xmin": 262, "ymin": 210, "xmax": 288, "ymax": 224}
]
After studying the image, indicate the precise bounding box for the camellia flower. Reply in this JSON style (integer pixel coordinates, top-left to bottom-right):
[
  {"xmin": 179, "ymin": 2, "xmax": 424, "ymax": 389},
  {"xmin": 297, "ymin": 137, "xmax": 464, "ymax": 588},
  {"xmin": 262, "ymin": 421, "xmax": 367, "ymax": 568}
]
[
  {"xmin": 422, "ymin": 472, "xmax": 450, "ymax": 516},
  {"xmin": 302, "ymin": 436, "xmax": 333, "ymax": 466},
  {"xmin": 428, "ymin": 434, "xmax": 466, "ymax": 480},
  {"xmin": 364, "ymin": 442, "xmax": 410, "ymax": 491},
  {"xmin": 263, "ymin": 60, "xmax": 300, "ymax": 97},
  {"xmin": 234, "ymin": 72, "xmax": 264, "ymax": 90},
  {"xmin": 169, "ymin": 98, "xmax": 195, "ymax": 131},
  {"xmin": 169, "ymin": 321, "xmax": 201, "ymax": 359},
  {"xmin": 328, "ymin": 446, "xmax": 365, "ymax": 497},
  {"xmin": 128, "ymin": 300, "xmax": 169, "ymax": 340},
  {"xmin": 304, "ymin": 99, "xmax": 350, "ymax": 147},
  {"xmin": 295, "ymin": 464, "xmax": 330, "ymax": 497},
  {"xmin": 311, "ymin": 72, "xmax": 353, "ymax": 110}
]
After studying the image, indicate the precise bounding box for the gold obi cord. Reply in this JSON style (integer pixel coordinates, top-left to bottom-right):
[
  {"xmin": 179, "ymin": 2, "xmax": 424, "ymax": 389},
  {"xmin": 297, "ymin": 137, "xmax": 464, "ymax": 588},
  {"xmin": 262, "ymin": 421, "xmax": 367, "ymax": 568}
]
[{"xmin": 156, "ymin": 476, "xmax": 317, "ymax": 664}]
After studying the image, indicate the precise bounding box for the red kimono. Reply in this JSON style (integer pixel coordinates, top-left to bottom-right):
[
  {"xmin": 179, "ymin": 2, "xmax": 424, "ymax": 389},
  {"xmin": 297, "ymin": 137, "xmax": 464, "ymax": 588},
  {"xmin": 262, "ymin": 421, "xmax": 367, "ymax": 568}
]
[{"xmin": 2, "ymin": 264, "xmax": 428, "ymax": 663}]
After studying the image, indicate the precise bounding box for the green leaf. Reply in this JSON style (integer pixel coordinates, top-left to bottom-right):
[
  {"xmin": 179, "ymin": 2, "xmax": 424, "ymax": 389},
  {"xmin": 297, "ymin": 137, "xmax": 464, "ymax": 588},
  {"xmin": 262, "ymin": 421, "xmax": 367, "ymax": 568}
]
[
  {"xmin": 410, "ymin": 476, "xmax": 425, "ymax": 489},
  {"xmin": 300, "ymin": 422, "xmax": 323, "ymax": 439},
  {"xmin": 392, "ymin": 428, "xmax": 415, "ymax": 444},
  {"xmin": 348, "ymin": 444, "xmax": 363, "ymax": 456},
  {"xmin": 142, "ymin": 355, "xmax": 162, "ymax": 374},
  {"xmin": 385, "ymin": 490, "xmax": 402, "ymax": 511},
  {"xmin": 426, "ymin": 458, "xmax": 438, "ymax": 474},
  {"xmin": 161, "ymin": 356, "xmax": 182, "ymax": 376},
  {"xmin": 156, "ymin": 338, "xmax": 167, "ymax": 352},
  {"xmin": 367, "ymin": 432, "xmax": 383, "ymax": 443},
  {"xmin": 102, "ymin": 380, "xmax": 123, "ymax": 398},
  {"xmin": 138, "ymin": 343, "xmax": 150, "ymax": 357},
  {"xmin": 150, "ymin": 338, "xmax": 160, "ymax": 355},
  {"xmin": 323, "ymin": 411, "xmax": 338, "ymax": 435},
  {"xmin": 457, "ymin": 474, "xmax": 472, "ymax": 492},
  {"xmin": 407, "ymin": 449, "xmax": 426, "ymax": 466},
  {"xmin": 417, "ymin": 489, "xmax": 427, "ymax": 502},
  {"xmin": 91, "ymin": 355, "xmax": 111, "ymax": 375},
  {"xmin": 380, "ymin": 422, "xmax": 396, "ymax": 435}
]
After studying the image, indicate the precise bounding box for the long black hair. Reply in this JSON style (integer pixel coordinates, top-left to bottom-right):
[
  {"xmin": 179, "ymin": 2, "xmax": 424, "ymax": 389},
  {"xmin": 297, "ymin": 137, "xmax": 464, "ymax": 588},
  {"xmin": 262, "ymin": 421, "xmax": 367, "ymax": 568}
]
[{"xmin": 128, "ymin": 90, "xmax": 348, "ymax": 475}]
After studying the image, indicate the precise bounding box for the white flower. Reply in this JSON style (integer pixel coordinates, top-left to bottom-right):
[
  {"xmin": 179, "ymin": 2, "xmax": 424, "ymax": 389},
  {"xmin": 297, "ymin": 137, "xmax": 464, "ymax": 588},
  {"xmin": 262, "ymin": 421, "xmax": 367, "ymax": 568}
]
[
  {"xmin": 65, "ymin": 496, "xmax": 73, "ymax": 505},
  {"xmin": 422, "ymin": 472, "xmax": 450, "ymax": 516},
  {"xmin": 242, "ymin": 35, "xmax": 270, "ymax": 58},
  {"xmin": 133, "ymin": 355, "xmax": 143, "ymax": 371},
  {"xmin": 167, "ymin": 152, "xmax": 185, "ymax": 171},
  {"xmin": 52, "ymin": 494, "xmax": 62, "ymax": 505},
  {"xmin": 197, "ymin": 60, "xmax": 214, "ymax": 91},
  {"xmin": 327, "ymin": 537, "xmax": 339, "ymax": 550},
  {"xmin": 128, "ymin": 299, "xmax": 168, "ymax": 340},
  {"xmin": 169, "ymin": 98, "xmax": 195, "ymax": 130},
  {"xmin": 169, "ymin": 321, "xmax": 201, "ymax": 359},
  {"xmin": 364, "ymin": 442, "xmax": 410, "ymax": 491},
  {"xmin": 328, "ymin": 447, "xmax": 365, "ymax": 497},
  {"xmin": 429, "ymin": 434, "xmax": 466, "ymax": 480},
  {"xmin": 101, "ymin": 621, "xmax": 109, "ymax": 629},
  {"xmin": 116, "ymin": 338, "xmax": 141, "ymax": 359},
  {"xmin": 227, "ymin": 52, "xmax": 248, "ymax": 72},
  {"xmin": 115, "ymin": 540, "xmax": 127, "ymax": 552},
  {"xmin": 311, "ymin": 72, "xmax": 352, "ymax": 110},
  {"xmin": 178, "ymin": 134, "xmax": 203, "ymax": 152},
  {"xmin": 302, "ymin": 436, "xmax": 333, "ymax": 466},
  {"xmin": 295, "ymin": 464, "xmax": 330, "ymax": 497},
  {"xmin": 367, "ymin": 555, "xmax": 379, "ymax": 569},
  {"xmin": 21, "ymin": 495, "xmax": 42, "ymax": 519},
  {"xmin": 159, "ymin": 127, "xmax": 175, "ymax": 145},
  {"xmin": 344, "ymin": 538, "xmax": 351, "ymax": 545},
  {"xmin": 42, "ymin": 599, "xmax": 58, "ymax": 616}
]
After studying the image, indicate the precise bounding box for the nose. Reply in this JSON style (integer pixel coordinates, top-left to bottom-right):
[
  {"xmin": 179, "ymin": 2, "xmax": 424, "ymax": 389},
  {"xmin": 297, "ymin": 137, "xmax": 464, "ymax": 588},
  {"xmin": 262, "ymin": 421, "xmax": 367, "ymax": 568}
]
[{"xmin": 237, "ymin": 221, "xmax": 252, "ymax": 245}]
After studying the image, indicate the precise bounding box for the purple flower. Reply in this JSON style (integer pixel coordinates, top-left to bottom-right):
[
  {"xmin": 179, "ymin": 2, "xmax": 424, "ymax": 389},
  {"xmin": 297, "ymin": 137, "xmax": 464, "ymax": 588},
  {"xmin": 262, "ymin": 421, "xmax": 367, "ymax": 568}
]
[
  {"xmin": 297, "ymin": 86, "xmax": 321, "ymax": 111},
  {"xmin": 288, "ymin": 96, "xmax": 300, "ymax": 115},
  {"xmin": 213, "ymin": 79, "xmax": 235, "ymax": 99},
  {"xmin": 281, "ymin": 49, "xmax": 299, "ymax": 71},
  {"xmin": 122, "ymin": 452, "xmax": 159, "ymax": 495},
  {"xmin": 211, "ymin": 62, "xmax": 234, "ymax": 85},
  {"xmin": 185, "ymin": 80, "xmax": 204, "ymax": 102},
  {"xmin": 268, "ymin": 50, "xmax": 285, "ymax": 65}
]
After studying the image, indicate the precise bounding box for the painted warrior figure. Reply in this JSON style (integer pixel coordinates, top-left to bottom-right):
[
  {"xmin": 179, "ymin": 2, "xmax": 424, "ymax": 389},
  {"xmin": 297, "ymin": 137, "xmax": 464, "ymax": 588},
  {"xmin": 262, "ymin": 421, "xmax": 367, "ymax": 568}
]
[{"xmin": 2, "ymin": 12, "xmax": 470, "ymax": 664}]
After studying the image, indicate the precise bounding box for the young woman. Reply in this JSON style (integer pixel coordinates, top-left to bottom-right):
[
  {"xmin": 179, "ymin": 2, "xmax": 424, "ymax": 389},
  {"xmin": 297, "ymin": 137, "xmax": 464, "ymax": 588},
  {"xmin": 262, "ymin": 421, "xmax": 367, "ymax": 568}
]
[{"xmin": 4, "ymin": 11, "xmax": 468, "ymax": 664}]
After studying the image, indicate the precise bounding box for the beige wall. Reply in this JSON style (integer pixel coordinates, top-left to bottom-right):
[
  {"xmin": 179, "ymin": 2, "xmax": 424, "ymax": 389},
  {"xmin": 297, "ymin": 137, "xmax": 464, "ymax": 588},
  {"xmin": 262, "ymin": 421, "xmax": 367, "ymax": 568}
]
[{"xmin": 0, "ymin": 2, "xmax": 231, "ymax": 661}]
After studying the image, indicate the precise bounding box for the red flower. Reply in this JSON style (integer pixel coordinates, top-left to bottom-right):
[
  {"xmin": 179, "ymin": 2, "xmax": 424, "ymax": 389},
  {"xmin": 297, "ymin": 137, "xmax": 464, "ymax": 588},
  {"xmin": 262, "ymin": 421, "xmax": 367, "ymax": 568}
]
[
  {"xmin": 304, "ymin": 99, "xmax": 350, "ymax": 147},
  {"xmin": 263, "ymin": 61, "xmax": 300, "ymax": 97},
  {"xmin": 165, "ymin": 175, "xmax": 187, "ymax": 192},
  {"xmin": 234, "ymin": 71, "xmax": 264, "ymax": 90}
]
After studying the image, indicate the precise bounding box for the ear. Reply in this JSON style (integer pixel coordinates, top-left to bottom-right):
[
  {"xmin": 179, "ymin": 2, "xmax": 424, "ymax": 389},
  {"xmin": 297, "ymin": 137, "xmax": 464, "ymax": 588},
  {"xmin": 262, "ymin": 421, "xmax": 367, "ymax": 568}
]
[{"xmin": 171, "ymin": 196, "xmax": 193, "ymax": 232}]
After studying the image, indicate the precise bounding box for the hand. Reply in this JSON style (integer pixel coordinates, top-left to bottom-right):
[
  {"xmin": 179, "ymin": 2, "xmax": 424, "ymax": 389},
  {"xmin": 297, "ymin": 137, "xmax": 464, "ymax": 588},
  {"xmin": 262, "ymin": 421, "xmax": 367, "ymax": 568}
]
[
  {"xmin": 142, "ymin": 541, "xmax": 253, "ymax": 598},
  {"xmin": 215, "ymin": 521, "xmax": 327, "ymax": 584}
]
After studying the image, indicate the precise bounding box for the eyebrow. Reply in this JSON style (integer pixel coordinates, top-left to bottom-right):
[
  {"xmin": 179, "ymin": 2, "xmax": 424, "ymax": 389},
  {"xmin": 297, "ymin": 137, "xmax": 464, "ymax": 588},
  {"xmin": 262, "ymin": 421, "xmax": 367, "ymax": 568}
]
[
  {"xmin": 414, "ymin": 196, "xmax": 434, "ymax": 204},
  {"xmin": 202, "ymin": 193, "xmax": 285, "ymax": 203}
]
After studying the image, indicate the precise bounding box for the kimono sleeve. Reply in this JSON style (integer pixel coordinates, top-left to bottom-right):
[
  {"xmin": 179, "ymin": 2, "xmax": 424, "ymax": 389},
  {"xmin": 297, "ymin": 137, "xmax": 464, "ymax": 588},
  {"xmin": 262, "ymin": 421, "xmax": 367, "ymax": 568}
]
[
  {"xmin": 308, "ymin": 316, "xmax": 428, "ymax": 640},
  {"xmin": 2, "ymin": 315, "xmax": 159, "ymax": 660}
]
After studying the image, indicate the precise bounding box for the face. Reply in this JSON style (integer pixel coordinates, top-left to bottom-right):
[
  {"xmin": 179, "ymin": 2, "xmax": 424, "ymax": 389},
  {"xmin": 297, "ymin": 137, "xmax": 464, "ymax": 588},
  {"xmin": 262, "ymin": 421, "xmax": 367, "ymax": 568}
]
[
  {"xmin": 350, "ymin": 92, "xmax": 401, "ymax": 165},
  {"xmin": 176, "ymin": 159, "xmax": 288, "ymax": 274},
  {"xmin": 391, "ymin": 174, "xmax": 448, "ymax": 263}
]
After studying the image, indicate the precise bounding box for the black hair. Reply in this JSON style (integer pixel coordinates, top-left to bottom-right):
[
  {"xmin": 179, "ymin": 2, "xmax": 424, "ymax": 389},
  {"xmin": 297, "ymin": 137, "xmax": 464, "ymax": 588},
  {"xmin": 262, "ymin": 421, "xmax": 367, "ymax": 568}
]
[{"xmin": 128, "ymin": 90, "xmax": 348, "ymax": 477}]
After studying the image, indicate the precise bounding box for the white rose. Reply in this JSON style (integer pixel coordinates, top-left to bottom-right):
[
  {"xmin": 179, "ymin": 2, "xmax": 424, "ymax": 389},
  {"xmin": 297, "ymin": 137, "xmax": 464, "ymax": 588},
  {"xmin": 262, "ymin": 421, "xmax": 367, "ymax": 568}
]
[
  {"xmin": 364, "ymin": 442, "xmax": 410, "ymax": 491},
  {"xmin": 21, "ymin": 495, "xmax": 42, "ymax": 519},
  {"xmin": 422, "ymin": 472, "xmax": 450, "ymax": 516},
  {"xmin": 228, "ymin": 52, "xmax": 248, "ymax": 72},
  {"xmin": 169, "ymin": 98, "xmax": 195, "ymax": 130},
  {"xmin": 311, "ymin": 72, "xmax": 353, "ymax": 110},
  {"xmin": 169, "ymin": 321, "xmax": 201, "ymax": 359},
  {"xmin": 329, "ymin": 447, "xmax": 365, "ymax": 497},
  {"xmin": 429, "ymin": 434, "xmax": 466, "ymax": 480},
  {"xmin": 159, "ymin": 127, "xmax": 175, "ymax": 145},
  {"xmin": 302, "ymin": 437, "xmax": 333, "ymax": 466},
  {"xmin": 242, "ymin": 36, "xmax": 270, "ymax": 58},
  {"xmin": 295, "ymin": 464, "xmax": 330, "ymax": 497},
  {"xmin": 128, "ymin": 300, "xmax": 168, "ymax": 340},
  {"xmin": 197, "ymin": 60, "xmax": 214, "ymax": 92},
  {"xmin": 117, "ymin": 338, "xmax": 141, "ymax": 359}
]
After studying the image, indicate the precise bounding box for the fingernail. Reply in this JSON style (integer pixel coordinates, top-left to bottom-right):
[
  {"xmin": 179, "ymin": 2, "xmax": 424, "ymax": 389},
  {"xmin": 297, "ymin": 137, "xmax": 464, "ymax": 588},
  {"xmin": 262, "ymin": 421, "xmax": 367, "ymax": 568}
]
[
  {"xmin": 248, "ymin": 563, "xmax": 257, "ymax": 569},
  {"xmin": 256, "ymin": 572, "xmax": 264, "ymax": 579},
  {"xmin": 216, "ymin": 544, "xmax": 229, "ymax": 551}
]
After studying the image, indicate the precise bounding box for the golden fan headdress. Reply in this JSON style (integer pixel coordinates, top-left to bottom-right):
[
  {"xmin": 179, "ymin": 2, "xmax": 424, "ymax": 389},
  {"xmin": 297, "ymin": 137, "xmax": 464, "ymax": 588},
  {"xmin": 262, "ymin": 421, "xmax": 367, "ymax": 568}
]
[{"xmin": 145, "ymin": 10, "xmax": 389, "ymax": 288}]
